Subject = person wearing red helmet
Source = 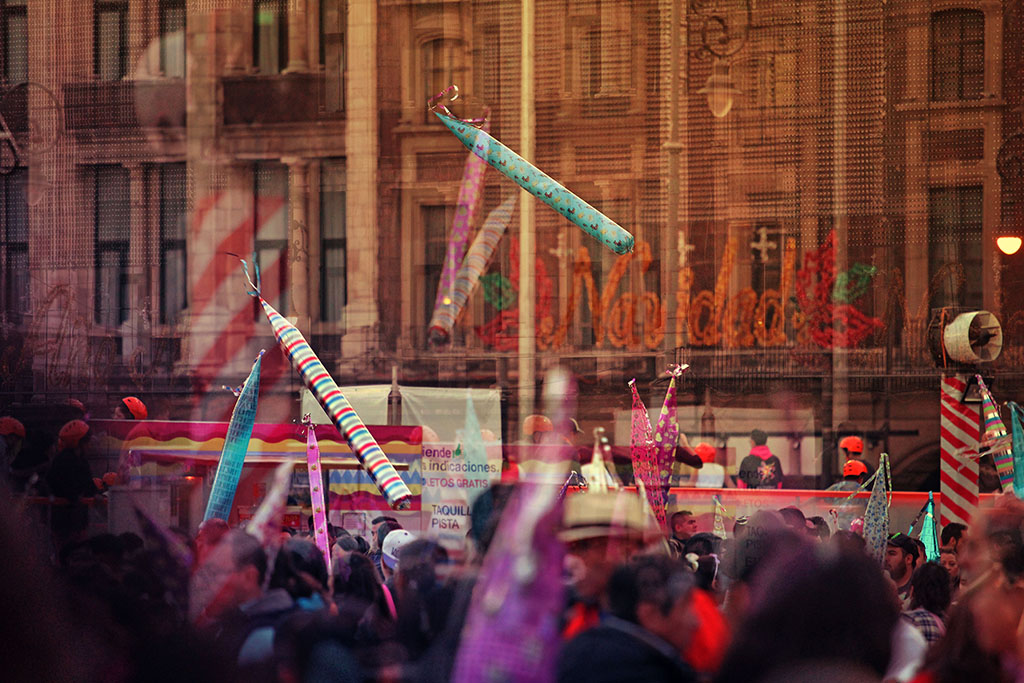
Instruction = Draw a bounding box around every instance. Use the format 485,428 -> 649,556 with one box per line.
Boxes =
0,416 -> 27,490
826,458 -> 869,492
838,434 -> 874,482
114,396 -> 148,420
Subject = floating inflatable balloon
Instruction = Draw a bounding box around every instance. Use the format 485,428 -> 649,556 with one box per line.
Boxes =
429,85 -> 634,255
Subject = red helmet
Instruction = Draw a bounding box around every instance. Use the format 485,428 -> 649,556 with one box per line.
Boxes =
0,416 -> 25,438
843,459 -> 868,478
839,435 -> 863,454
58,420 -> 91,450
695,442 -> 717,463
522,414 -> 553,436
121,396 -> 148,420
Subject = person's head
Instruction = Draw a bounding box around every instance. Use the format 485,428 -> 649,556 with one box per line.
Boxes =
967,500 -> 1024,657
192,530 -> 267,622
778,507 -> 806,532
884,533 -> 918,585
750,429 -> 768,447
523,414 -> 553,444
560,491 -> 656,599
941,522 -> 967,553
839,435 -> 863,458
332,551 -> 387,621
695,442 -> 717,464
0,416 -> 25,450
57,420 -> 90,452
683,532 -> 720,558
717,545 -> 897,683
607,555 -> 697,655
939,548 -> 960,588
807,516 -> 831,543
270,537 -> 330,598
381,529 -> 416,578
374,518 -> 403,553
671,510 -> 698,540
195,518 -> 229,565
114,396 -> 147,420
841,459 -> 868,483
468,483 -> 515,558
908,561 -> 952,616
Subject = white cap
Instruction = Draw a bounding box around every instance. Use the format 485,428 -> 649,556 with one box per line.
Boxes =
381,529 -> 416,569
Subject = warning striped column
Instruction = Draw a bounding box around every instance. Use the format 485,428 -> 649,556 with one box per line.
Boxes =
940,375 -> 980,528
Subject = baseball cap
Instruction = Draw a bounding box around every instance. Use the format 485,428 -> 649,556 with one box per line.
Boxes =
842,459 -> 868,478
839,435 -> 863,454
0,416 -> 25,438
381,529 -> 416,569
887,533 -> 919,561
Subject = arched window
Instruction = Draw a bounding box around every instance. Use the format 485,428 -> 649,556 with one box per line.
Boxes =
422,38 -> 467,105
931,9 -> 984,101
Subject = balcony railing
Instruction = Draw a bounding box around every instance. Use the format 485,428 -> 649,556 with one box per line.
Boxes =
222,72 -> 344,126
63,80 -> 185,132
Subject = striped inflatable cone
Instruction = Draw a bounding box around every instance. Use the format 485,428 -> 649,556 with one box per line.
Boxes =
977,375 -> 1013,492
241,258 -> 412,509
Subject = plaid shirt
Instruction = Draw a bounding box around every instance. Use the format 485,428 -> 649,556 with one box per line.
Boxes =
902,608 -> 946,644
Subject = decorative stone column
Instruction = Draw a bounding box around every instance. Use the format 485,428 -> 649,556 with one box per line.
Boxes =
283,0 -> 309,73
284,157 -> 311,332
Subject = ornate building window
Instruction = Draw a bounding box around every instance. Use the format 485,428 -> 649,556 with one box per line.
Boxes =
159,0 -> 186,78
320,159 -> 346,323
931,9 -> 984,101
320,0 -> 345,112
254,0 -> 287,74
1,0 -> 27,84
95,1 -> 128,81
0,167 -> 27,324
94,165 -> 130,327
422,38 -> 467,106
158,163 -> 187,325
254,161 -> 289,315
928,186 -> 983,309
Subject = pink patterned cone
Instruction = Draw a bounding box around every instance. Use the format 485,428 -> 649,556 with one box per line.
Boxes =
304,416 -> 332,576
629,379 -> 666,527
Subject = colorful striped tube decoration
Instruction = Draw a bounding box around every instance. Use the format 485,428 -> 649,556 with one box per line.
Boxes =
429,86 -> 635,255
433,115 -> 490,313
428,195 -> 517,345
204,351 -> 264,522
304,415 -> 332,575
241,259 -> 412,509
977,375 -> 1013,491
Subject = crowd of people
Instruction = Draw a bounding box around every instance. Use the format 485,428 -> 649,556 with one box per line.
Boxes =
4,404 -> 1024,682
2,460 -> 1024,683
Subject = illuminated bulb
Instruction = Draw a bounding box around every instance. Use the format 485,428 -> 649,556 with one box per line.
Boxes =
997,236 -> 1022,255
